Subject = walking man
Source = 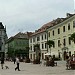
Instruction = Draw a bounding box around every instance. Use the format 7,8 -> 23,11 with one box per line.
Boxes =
1,56 -> 4,69
15,57 -> 20,71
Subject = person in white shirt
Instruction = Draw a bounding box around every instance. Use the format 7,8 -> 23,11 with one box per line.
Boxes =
15,57 -> 20,71
72,55 -> 75,61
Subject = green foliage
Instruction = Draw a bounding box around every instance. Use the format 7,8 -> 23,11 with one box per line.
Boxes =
15,49 -> 29,57
47,40 -> 54,48
70,33 -> 75,43
34,44 -> 40,52
34,44 -> 41,63
34,44 -> 40,48
7,49 -> 14,57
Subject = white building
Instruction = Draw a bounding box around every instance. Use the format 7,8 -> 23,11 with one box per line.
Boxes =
29,25 -> 50,60
47,13 -> 75,60
29,13 -> 75,60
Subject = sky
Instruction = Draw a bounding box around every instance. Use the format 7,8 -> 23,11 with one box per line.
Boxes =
0,0 -> 74,38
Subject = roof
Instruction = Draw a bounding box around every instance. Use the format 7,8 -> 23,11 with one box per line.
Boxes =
7,32 -> 33,43
30,13 -> 75,37
30,18 -> 65,36
14,32 -> 28,39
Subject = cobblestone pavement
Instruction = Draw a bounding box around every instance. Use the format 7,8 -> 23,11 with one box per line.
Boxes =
0,61 -> 75,75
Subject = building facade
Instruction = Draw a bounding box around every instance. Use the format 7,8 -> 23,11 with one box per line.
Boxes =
6,32 -> 31,58
47,13 -> 75,60
0,22 -> 8,57
29,31 -> 47,60
29,22 -> 55,60
29,13 -> 75,60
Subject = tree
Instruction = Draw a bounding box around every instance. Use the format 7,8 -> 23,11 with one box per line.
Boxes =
47,40 -> 54,55
7,49 -> 14,57
70,32 -> 75,43
34,44 -> 41,64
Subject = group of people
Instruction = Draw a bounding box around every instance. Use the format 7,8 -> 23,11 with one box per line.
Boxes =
0,56 -> 20,71
66,54 -> 75,70
46,56 -> 57,66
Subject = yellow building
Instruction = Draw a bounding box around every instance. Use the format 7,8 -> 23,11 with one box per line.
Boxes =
29,13 -> 75,60
47,13 -> 75,60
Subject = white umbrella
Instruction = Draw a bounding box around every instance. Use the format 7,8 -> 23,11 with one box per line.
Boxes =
44,52 -> 51,56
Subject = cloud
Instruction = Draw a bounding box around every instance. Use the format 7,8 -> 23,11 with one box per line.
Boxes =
0,0 -> 74,37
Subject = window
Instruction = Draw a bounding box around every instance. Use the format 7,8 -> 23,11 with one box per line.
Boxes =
42,35 -> 43,40
30,39 -> 32,43
69,37 -> 71,45
63,26 -> 65,32
42,44 -> 44,49
48,32 -> 50,37
45,34 -> 47,39
73,21 -> 75,28
31,46 -> 32,50
53,42 -> 55,48
58,40 -> 60,47
33,38 -> 35,42
45,43 -> 47,49
63,38 -> 66,46
53,30 -> 54,36
58,28 -> 60,34
16,41 -> 18,45
68,23 -> 70,30
37,36 -> 40,41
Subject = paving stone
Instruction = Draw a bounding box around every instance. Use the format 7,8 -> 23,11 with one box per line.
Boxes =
0,61 -> 74,75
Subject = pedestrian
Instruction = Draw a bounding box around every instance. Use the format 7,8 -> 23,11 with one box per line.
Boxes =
72,54 -> 75,61
1,56 -> 4,69
66,56 -> 71,70
15,57 -> 20,71
13,57 -> 16,64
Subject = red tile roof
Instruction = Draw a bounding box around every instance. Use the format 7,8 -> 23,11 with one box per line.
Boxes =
30,13 -> 75,37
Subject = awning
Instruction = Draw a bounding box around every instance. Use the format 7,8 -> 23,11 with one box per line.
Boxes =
44,52 -> 51,56
44,52 -> 58,56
